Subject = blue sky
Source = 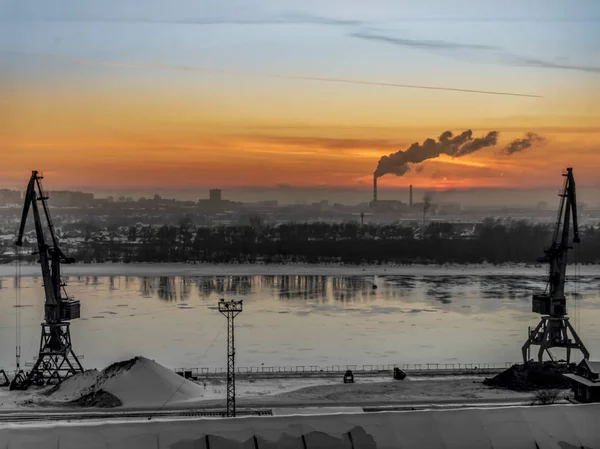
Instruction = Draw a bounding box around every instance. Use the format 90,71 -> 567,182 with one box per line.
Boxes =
1,0 -> 599,197
2,0 -> 599,86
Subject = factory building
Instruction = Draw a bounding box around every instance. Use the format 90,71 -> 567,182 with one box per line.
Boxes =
370,176 -> 411,212
47,191 -> 94,207
209,189 -> 222,202
564,359 -> 600,403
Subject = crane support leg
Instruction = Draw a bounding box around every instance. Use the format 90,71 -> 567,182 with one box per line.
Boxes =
522,316 -> 589,364
0,370 -> 9,388
522,320 -> 544,363
537,321 -> 551,362
564,319 -> 590,360
27,323 -> 83,386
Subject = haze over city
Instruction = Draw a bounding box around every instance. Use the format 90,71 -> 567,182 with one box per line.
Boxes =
3,2 -> 600,446
1,0 -> 599,205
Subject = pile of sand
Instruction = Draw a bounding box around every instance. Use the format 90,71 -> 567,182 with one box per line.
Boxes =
483,362 -> 571,391
45,369 -> 100,401
49,356 -> 205,407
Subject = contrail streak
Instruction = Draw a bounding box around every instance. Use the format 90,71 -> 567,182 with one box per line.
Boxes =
3,52 -> 542,98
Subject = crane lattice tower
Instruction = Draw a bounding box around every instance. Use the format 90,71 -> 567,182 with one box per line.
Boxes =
11,171 -> 83,390
521,168 -> 589,364
218,299 -> 243,417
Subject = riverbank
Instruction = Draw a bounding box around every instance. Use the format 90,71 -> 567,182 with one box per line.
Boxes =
1,261 -> 598,277
0,375 -> 537,412
0,356 -> 537,412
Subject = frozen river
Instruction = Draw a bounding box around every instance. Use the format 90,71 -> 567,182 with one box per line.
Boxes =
1,267 -> 599,371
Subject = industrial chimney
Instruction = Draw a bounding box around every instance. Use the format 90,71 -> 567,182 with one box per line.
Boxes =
373,174 -> 378,202
409,185 -> 413,208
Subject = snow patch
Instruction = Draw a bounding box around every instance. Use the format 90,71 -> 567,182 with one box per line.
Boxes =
1,405 -> 598,449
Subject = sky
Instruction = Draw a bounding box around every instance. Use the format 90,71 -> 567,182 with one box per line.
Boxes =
1,0 -> 600,202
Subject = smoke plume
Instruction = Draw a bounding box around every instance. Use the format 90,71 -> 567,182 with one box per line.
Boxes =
503,132 -> 545,154
374,130 -> 498,178
455,131 -> 499,156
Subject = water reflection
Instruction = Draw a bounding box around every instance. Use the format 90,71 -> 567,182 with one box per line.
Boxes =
272,276 -> 329,301
83,276 -> 99,286
3,272 -> 600,370
181,278 -> 191,301
129,275 -> 406,303
480,276 -> 543,302
11,274 -> 600,308
158,277 -> 176,302
425,287 -> 453,304
196,276 -> 254,298
140,277 -> 156,298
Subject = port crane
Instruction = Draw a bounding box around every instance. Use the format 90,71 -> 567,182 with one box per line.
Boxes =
10,171 -> 83,390
521,167 -> 590,364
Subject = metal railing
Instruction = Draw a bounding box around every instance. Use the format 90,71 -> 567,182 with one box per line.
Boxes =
174,362 -> 516,377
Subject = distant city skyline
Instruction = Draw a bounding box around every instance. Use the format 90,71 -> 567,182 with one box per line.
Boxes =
1,0 -> 599,193
4,184 -> 600,208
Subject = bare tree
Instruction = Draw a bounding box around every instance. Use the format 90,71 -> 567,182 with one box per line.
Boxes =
533,389 -> 561,405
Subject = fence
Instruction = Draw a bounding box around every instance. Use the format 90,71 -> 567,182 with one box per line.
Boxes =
175,362 -> 516,378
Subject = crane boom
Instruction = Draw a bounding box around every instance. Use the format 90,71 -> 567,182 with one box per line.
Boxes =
539,167 -> 579,314
10,171 -> 83,390
15,171 -> 76,323
522,167 -> 589,364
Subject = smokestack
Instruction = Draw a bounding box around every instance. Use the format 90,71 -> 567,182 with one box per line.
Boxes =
373,174 -> 378,202
409,185 -> 413,208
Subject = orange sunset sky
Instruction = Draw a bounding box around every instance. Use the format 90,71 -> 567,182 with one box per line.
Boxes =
1,0 -> 600,198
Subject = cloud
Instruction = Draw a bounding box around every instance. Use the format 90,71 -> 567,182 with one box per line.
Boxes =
1,52 -> 541,98
1,6 -> 365,27
430,171 -> 447,180
350,30 -> 600,75
278,12 -> 365,27
502,132 -> 546,155
349,31 -> 499,51
500,54 -> 600,74
243,135 -> 399,152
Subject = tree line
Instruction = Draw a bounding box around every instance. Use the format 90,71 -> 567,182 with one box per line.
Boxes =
51,218 -> 600,265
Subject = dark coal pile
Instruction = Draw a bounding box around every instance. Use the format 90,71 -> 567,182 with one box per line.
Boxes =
71,389 -> 122,407
483,362 -> 571,391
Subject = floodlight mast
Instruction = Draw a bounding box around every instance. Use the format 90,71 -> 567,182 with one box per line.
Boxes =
218,299 -> 243,417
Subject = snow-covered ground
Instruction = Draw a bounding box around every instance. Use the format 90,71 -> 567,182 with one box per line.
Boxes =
0,377 -> 357,410
0,404 -> 598,448
0,357 -> 373,410
0,357 -> 535,412
2,356 -> 594,449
